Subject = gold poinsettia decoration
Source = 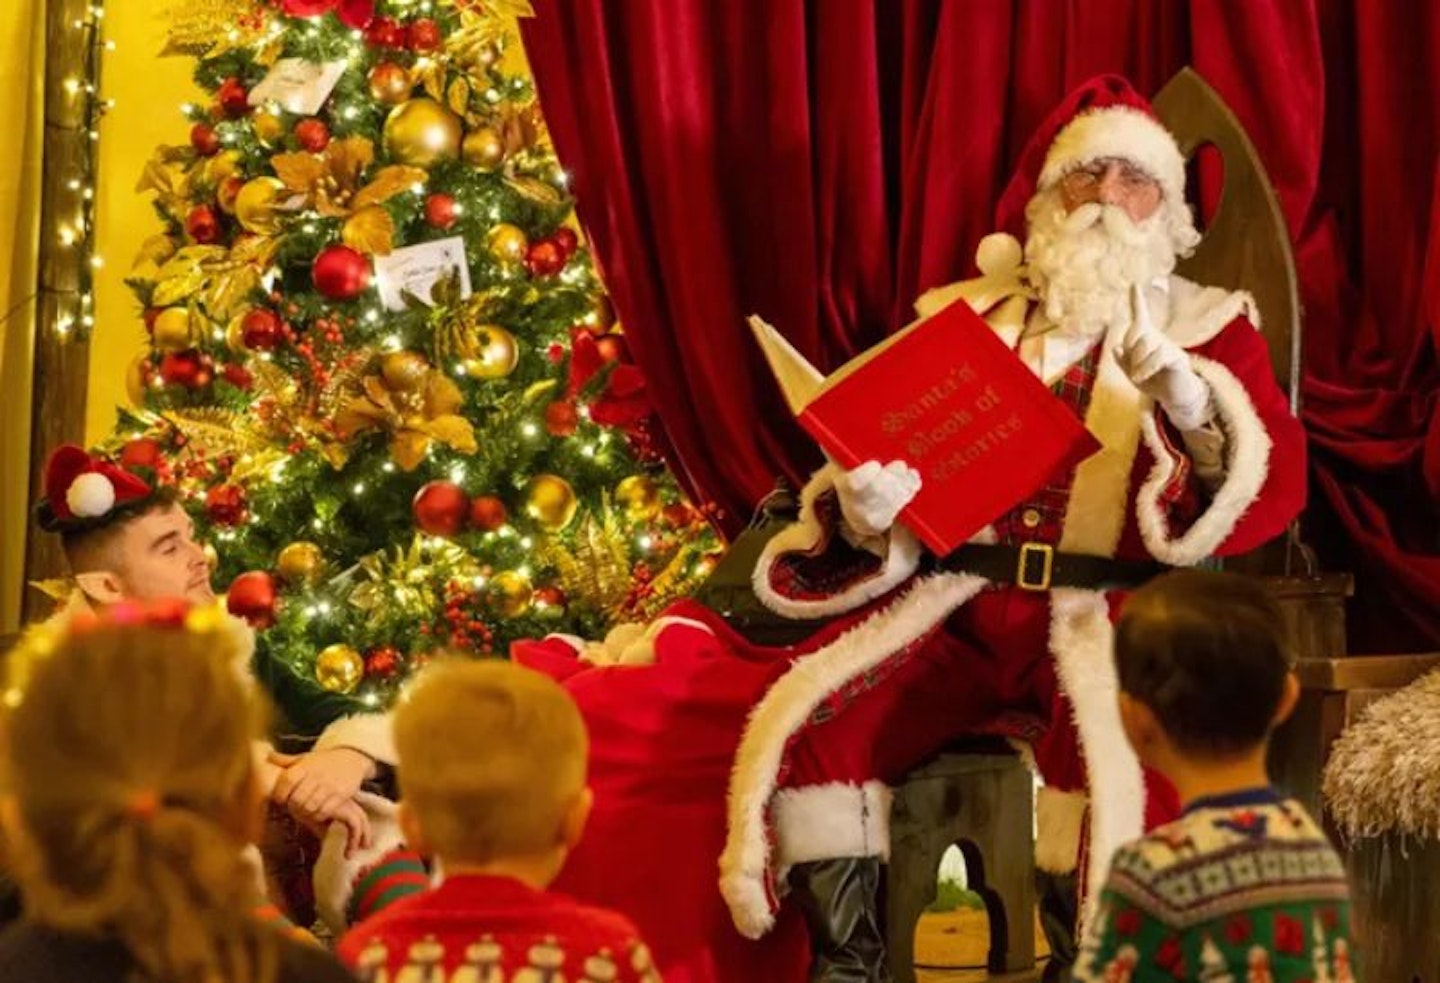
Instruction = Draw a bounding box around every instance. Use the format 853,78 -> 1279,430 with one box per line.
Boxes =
351,536 -> 482,623
148,236 -> 281,321
334,362 -> 478,470
136,147 -> 197,219
270,137 -> 427,255
161,0 -> 277,59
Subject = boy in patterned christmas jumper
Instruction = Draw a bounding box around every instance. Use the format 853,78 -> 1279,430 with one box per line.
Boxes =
337,660 -> 661,982
1073,570 -> 1357,982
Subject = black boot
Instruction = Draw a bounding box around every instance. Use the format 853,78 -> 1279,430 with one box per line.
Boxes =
789,857 -> 891,983
1036,868 -> 1079,983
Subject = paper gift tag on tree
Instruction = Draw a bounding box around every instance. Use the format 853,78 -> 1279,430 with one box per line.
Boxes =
248,59 -> 348,116
750,299 -> 1101,555
373,236 -> 474,311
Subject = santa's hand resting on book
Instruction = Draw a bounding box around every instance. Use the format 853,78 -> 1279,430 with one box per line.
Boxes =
832,460 -> 923,542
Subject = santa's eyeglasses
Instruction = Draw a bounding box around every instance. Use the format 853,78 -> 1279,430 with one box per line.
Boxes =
1060,158 -> 1159,194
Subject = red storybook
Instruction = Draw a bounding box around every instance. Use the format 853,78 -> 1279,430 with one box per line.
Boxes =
750,298 -> 1101,555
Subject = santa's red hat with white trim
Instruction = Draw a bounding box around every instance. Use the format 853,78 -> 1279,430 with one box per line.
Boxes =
38,444 -> 158,533
994,75 -> 1187,236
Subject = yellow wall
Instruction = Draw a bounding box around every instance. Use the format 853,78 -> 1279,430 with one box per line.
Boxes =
87,5 -> 202,444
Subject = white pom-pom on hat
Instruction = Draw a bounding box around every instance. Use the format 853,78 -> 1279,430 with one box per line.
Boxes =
975,233 -> 1024,276
66,472 -> 116,518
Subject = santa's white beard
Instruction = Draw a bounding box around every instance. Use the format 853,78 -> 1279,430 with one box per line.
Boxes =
1024,195 -> 1180,337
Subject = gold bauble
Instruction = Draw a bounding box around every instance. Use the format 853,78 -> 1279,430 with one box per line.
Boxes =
125,354 -> 150,405
276,541 -> 325,586
202,542 -> 220,570
253,110 -> 286,147
368,62 -> 413,105
523,474 -> 578,532
152,307 -> 194,353
488,570 -> 533,618
615,475 -> 662,522
382,98 -> 463,167
235,177 -> 287,234
461,326 -> 519,379
315,644 -> 364,694
379,350 -> 431,392
461,127 -> 505,171
487,223 -> 528,264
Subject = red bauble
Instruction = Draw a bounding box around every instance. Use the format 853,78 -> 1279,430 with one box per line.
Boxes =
544,401 -> 579,437
336,0 -> 375,28
407,17 -> 442,51
552,227 -> 579,256
216,77 -> 250,118
241,308 -> 284,350
227,570 -> 278,629
221,363 -> 254,390
424,193 -> 457,230
594,333 -> 630,363
468,495 -> 508,532
364,15 -> 405,47
190,122 -> 220,157
364,645 -> 402,679
312,245 -> 372,300
413,481 -> 469,537
159,350 -> 208,389
525,238 -> 567,277
295,118 -> 331,152
205,484 -> 248,526
279,0 -> 332,14
534,585 -> 567,610
185,204 -> 222,244
546,343 -> 566,364
119,438 -> 164,470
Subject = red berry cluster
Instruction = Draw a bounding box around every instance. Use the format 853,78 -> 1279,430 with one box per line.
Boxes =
430,580 -> 496,653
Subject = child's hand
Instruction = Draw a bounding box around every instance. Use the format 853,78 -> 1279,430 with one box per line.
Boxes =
268,748 -> 376,853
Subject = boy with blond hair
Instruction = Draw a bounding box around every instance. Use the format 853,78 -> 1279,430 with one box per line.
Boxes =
338,660 -> 661,981
1074,571 -> 1356,981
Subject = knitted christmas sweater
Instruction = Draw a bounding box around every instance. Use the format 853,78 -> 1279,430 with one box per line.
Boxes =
338,872 -> 661,982
1073,789 -> 1357,982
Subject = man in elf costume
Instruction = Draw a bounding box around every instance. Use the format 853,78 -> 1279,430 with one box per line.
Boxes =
515,74 -> 1306,983
33,443 -> 402,932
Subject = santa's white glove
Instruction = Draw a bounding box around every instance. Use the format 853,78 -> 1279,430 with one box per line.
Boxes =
833,460 -> 922,538
1114,285 -> 1212,431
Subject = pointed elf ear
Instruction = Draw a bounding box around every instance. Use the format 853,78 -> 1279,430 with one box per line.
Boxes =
74,570 -> 128,607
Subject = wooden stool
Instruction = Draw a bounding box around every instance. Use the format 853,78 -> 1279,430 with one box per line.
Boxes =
886,745 -> 1037,982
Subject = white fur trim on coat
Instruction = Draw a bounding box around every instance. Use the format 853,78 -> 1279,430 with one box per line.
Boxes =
1135,356 -> 1271,566
314,711 -> 397,767
774,781 -> 893,869
313,790 -> 407,936
1049,588 -> 1144,922
752,464 -> 925,620
1036,786 -> 1089,875
1039,107 -> 1186,205
720,572 -> 987,939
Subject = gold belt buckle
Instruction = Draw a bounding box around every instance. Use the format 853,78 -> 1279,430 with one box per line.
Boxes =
1017,542 -> 1054,592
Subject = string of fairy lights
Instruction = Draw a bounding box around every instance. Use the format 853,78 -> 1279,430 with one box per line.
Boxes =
54,1 -> 114,341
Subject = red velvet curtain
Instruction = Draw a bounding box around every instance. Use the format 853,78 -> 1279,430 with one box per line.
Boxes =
522,1 -> 1440,652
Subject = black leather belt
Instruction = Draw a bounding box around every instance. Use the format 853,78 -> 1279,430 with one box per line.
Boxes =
938,542 -> 1169,592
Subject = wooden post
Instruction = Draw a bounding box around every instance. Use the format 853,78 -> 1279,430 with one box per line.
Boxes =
21,0 -> 105,621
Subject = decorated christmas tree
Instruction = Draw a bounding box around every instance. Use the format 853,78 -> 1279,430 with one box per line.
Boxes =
107,0 -> 718,731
